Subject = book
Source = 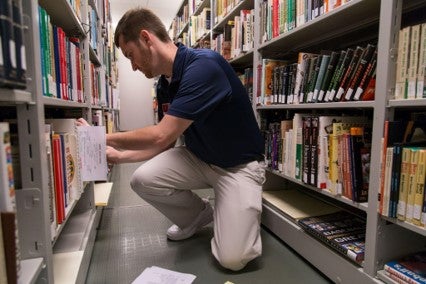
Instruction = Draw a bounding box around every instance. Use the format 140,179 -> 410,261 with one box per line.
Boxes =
11,0 -> 26,88
298,211 -> 366,264
349,126 -> 369,202
406,148 -> 424,223
327,48 -> 354,101
318,51 -> 339,102
46,119 -> 83,202
260,58 -> 287,105
407,24 -> 421,99
45,124 -> 57,240
412,149 -> 426,226
324,49 -> 346,101
353,47 -> 377,101
0,0 -> 18,87
344,44 -> 376,101
384,251 -> 426,284
51,133 -> 65,224
312,54 -> 331,102
292,52 -> 317,104
395,26 -> 411,100
335,46 -> 364,101
417,23 -> 426,99
0,123 -> 16,213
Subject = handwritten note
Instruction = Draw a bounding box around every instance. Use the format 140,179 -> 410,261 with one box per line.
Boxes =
77,126 -> 107,181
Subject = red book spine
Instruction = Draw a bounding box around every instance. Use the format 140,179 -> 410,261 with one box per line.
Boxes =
52,135 -> 65,223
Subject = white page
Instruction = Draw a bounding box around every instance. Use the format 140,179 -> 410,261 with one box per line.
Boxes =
132,266 -> 196,284
77,126 -> 107,181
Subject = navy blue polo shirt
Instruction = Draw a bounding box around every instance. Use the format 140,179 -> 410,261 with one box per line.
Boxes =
165,44 -> 264,168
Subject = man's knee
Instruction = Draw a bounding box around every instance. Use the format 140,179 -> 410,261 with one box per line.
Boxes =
212,239 -> 261,271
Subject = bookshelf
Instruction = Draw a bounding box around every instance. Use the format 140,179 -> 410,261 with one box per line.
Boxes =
0,0 -> 118,282
166,0 -> 426,283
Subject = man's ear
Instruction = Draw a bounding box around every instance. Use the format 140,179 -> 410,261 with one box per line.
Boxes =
139,30 -> 150,45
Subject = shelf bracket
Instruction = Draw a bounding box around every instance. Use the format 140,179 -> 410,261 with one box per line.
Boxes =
16,188 -> 47,259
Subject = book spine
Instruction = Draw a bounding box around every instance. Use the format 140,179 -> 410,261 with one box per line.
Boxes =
412,149 -> 426,226
397,147 -> 413,221
335,46 -> 364,101
344,44 -> 376,101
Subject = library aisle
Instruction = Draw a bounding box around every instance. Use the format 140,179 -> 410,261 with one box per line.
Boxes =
86,163 -> 333,283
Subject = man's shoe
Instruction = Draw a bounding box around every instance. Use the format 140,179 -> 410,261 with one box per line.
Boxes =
167,198 -> 213,241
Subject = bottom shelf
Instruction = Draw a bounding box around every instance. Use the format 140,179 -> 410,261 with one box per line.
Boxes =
53,251 -> 84,284
52,205 -> 101,283
20,257 -> 44,284
261,202 -> 380,284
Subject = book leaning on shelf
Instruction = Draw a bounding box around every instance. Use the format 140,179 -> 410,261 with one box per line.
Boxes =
0,122 -> 21,284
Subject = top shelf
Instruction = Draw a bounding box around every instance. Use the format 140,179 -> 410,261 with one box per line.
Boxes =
39,0 -> 85,37
258,0 -> 381,59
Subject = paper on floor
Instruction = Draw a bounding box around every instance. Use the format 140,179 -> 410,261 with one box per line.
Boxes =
132,266 -> 196,284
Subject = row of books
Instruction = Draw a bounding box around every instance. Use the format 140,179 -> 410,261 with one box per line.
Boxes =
214,0 -> 245,25
38,6 -> 84,102
212,8 -> 255,61
188,8 -> 211,47
395,22 -> 426,100
383,251 -> 426,284
379,118 -> 426,225
262,114 -> 371,202
0,0 -> 26,89
45,119 -> 108,240
260,0 -> 352,43
169,4 -> 190,41
257,43 -> 377,105
298,210 -> 366,264
0,122 -> 21,284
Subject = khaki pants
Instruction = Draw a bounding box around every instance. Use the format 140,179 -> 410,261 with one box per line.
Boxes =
130,146 -> 265,271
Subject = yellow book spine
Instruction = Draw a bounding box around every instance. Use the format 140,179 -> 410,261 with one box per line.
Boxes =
414,149 -> 426,226
397,147 -> 412,221
405,148 -> 420,223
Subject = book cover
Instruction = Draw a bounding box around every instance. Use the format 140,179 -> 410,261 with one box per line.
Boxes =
0,0 -> 17,87
353,47 -> 377,101
397,147 -> 413,221
52,133 -> 65,224
413,149 -> 426,226
394,26 -> 411,100
45,124 -> 57,240
292,52 -> 317,104
312,54 -> 331,102
384,259 -> 426,284
318,51 -> 339,102
405,148 -> 421,223
407,24 -> 421,99
417,23 -> 426,99
11,0 -> 26,88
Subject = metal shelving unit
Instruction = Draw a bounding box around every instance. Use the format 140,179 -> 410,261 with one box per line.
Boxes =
0,0 -> 116,282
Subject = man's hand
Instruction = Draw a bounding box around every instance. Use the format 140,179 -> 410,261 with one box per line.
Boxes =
76,118 -> 91,126
106,146 -> 122,164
